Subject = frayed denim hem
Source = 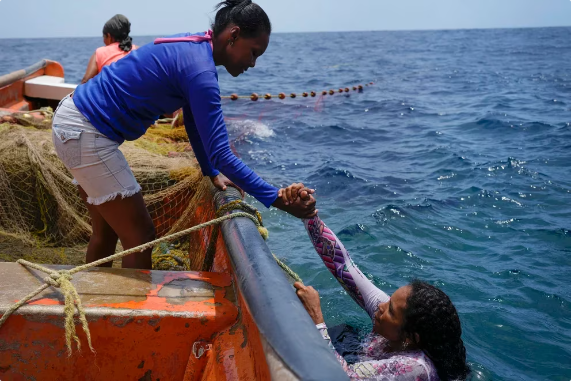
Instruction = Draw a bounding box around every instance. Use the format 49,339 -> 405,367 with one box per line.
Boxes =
86,184 -> 142,205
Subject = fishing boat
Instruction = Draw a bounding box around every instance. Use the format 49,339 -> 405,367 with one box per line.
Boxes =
0,60 -> 348,381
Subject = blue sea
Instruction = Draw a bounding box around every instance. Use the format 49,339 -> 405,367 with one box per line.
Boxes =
0,27 -> 570,380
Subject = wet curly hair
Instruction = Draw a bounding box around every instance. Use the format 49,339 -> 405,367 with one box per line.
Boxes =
402,280 -> 471,380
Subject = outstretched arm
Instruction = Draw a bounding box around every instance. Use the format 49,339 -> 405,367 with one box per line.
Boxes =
183,72 -> 317,218
183,71 -> 278,207
303,215 -> 389,318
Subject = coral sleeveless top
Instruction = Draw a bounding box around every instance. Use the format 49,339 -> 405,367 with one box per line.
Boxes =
95,42 -> 138,72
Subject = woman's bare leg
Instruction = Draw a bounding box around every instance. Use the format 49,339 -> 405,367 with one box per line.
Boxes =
79,186 -> 118,268
92,191 -> 155,269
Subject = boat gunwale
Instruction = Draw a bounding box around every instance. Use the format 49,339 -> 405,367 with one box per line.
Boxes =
214,186 -> 349,381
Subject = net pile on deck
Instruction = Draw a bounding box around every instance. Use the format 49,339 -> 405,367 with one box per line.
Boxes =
0,116 -> 218,271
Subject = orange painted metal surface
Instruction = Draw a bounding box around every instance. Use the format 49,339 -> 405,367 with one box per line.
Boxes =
44,61 -> 65,78
0,264 -> 251,380
205,287 -> 271,380
185,277 -> 271,381
0,78 -> 27,110
0,60 -> 64,111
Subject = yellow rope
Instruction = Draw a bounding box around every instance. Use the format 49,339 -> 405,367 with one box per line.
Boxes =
0,211 -> 264,355
215,200 -> 268,239
272,254 -> 302,283
215,201 -> 300,282
202,200 -> 271,272
9,107 -> 54,118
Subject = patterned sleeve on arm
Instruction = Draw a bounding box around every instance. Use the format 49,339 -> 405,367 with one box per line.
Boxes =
304,215 -> 389,318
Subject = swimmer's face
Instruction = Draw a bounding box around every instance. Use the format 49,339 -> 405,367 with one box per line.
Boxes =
222,26 -> 269,77
373,285 -> 411,342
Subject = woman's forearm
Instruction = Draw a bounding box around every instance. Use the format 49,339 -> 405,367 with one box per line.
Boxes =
303,215 -> 390,318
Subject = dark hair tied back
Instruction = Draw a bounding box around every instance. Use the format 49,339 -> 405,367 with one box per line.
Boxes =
103,14 -> 133,52
212,0 -> 271,38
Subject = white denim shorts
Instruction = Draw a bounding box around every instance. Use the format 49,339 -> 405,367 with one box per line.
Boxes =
52,94 -> 141,205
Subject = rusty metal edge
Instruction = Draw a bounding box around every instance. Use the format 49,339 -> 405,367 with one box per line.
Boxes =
0,60 -> 49,88
1,304 -> 215,320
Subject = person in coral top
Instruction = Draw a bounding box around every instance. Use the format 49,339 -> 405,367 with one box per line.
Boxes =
81,14 -> 138,84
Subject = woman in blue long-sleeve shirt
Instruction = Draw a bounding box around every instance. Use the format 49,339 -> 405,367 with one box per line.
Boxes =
51,0 -> 317,269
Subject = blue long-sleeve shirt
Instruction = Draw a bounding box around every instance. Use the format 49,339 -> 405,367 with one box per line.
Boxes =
73,32 -> 279,207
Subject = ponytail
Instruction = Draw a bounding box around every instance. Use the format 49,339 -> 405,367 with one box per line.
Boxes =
118,36 -> 133,52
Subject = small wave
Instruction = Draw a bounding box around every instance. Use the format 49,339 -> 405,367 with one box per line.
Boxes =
494,218 -> 520,225
500,196 -> 523,207
457,186 -> 528,209
477,157 -> 539,179
246,149 -> 274,163
534,228 -> 571,238
437,173 -> 456,181
544,293 -> 568,307
311,165 -> 368,182
460,117 -> 512,130
520,121 -> 557,132
372,205 -> 407,223
372,202 -> 436,225
381,245 -> 429,266
227,119 -> 275,139
337,223 -> 375,239
507,157 -> 526,168
492,269 -> 529,278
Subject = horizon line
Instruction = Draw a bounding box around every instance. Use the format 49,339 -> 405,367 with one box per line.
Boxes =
0,25 -> 568,40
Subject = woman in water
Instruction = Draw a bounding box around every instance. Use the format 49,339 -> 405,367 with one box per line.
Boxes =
81,14 -> 137,83
52,0 -> 317,270
285,186 -> 470,380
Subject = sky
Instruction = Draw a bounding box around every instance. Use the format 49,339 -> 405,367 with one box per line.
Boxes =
0,0 -> 569,39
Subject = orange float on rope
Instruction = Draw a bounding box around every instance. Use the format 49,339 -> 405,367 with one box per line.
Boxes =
221,81 -> 371,101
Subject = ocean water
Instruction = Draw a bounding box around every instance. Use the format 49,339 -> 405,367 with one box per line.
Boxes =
1,27 -> 570,380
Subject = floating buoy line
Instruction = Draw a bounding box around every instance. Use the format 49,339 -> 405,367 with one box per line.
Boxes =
221,82 -> 375,101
